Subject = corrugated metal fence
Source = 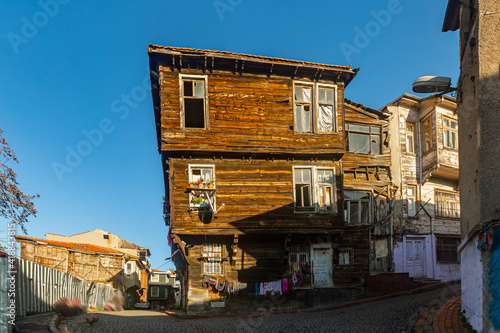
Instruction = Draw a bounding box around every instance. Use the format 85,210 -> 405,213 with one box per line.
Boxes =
0,258 -> 13,333
15,259 -> 118,317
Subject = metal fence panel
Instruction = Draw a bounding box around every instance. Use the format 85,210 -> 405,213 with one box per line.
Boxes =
15,259 -> 118,317
0,258 -> 12,333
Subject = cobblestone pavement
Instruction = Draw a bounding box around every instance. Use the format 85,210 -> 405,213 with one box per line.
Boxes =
59,284 -> 460,333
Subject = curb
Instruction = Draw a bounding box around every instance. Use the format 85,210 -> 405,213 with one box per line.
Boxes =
49,312 -> 60,333
166,280 -> 460,320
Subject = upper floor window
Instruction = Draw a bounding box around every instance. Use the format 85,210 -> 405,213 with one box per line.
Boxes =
151,274 -> 159,282
443,117 -> 458,149
317,85 -> 336,133
407,185 -> 417,217
293,166 -> 336,213
294,85 -> 312,133
293,82 -> 337,133
180,74 -> 208,129
435,190 -> 460,218
317,169 -> 335,211
188,165 -> 215,208
125,262 -> 133,275
406,123 -> 415,154
422,116 -> 432,153
344,191 -> 371,224
345,124 -> 381,154
294,167 -> 312,209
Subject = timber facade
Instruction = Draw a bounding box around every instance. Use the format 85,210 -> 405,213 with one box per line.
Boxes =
148,45 -> 393,313
385,94 -> 460,282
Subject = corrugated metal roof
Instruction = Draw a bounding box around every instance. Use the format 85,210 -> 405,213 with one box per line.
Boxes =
15,235 -> 138,257
148,44 -> 354,71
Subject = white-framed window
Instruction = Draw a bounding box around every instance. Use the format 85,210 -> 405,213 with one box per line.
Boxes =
151,274 -> 159,282
288,244 -> 310,273
203,244 -> 223,275
443,117 -> 458,149
293,166 -> 337,213
422,116 -> 432,153
343,191 -> 371,224
294,168 -> 312,209
125,262 -> 133,274
317,169 -> 335,211
179,74 -> 208,130
435,190 -> 460,218
317,84 -> 337,133
294,84 -> 313,133
407,185 -> 417,217
338,248 -> 354,265
293,82 -> 337,134
188,165 -> 215,208
151,286 -> 159,297
406,122 -> 415,154
345,123 -> 381,154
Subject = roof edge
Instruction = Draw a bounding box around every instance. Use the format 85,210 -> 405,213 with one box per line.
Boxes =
148,44 -> 356,73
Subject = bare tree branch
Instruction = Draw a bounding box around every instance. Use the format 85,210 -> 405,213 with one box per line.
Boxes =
0,129 -> 39,234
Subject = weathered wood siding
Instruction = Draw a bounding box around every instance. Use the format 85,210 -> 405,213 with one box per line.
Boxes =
18,241 -> 124,289
169,157 -> 342,235
392,99 -> 459,237
421,107 -> 438,173
342,103 -> 392,190
435,105 -> 459,169
412,178 -> 460,235
181,231 -> 369,311
333,228 -> 370,287
158,66 -> 346,154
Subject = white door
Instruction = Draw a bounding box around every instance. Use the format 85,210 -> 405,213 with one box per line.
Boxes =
406,238 -> 425,277
313,248 -> 333,287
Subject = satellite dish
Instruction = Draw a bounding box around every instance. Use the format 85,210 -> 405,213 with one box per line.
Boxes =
412,76 -> 452,93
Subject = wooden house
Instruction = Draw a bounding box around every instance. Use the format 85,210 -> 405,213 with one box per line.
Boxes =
45,229 -> 151,260
384,94 -> 460,282
44,229 -> 152,304
148,45 -> 393,313
15,235 -> 150,307
148,269 -> 178,310
343,100 -> 394,275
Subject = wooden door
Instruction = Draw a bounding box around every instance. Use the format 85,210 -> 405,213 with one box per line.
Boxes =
406,238 -> 424,277
313,248 -> 333,287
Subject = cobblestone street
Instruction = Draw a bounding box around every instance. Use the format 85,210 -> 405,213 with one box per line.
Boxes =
59,284 -> 459,333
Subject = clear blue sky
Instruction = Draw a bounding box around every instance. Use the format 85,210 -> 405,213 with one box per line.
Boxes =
0,0 -> 458,271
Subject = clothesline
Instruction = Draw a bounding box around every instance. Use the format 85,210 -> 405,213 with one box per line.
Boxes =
202,275 -> 247,295
202,263 -> 310,296
254,270 -> 304,296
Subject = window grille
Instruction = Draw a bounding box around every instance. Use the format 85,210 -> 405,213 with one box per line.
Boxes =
338,248 -> 354,265
436,236 -> 460,263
